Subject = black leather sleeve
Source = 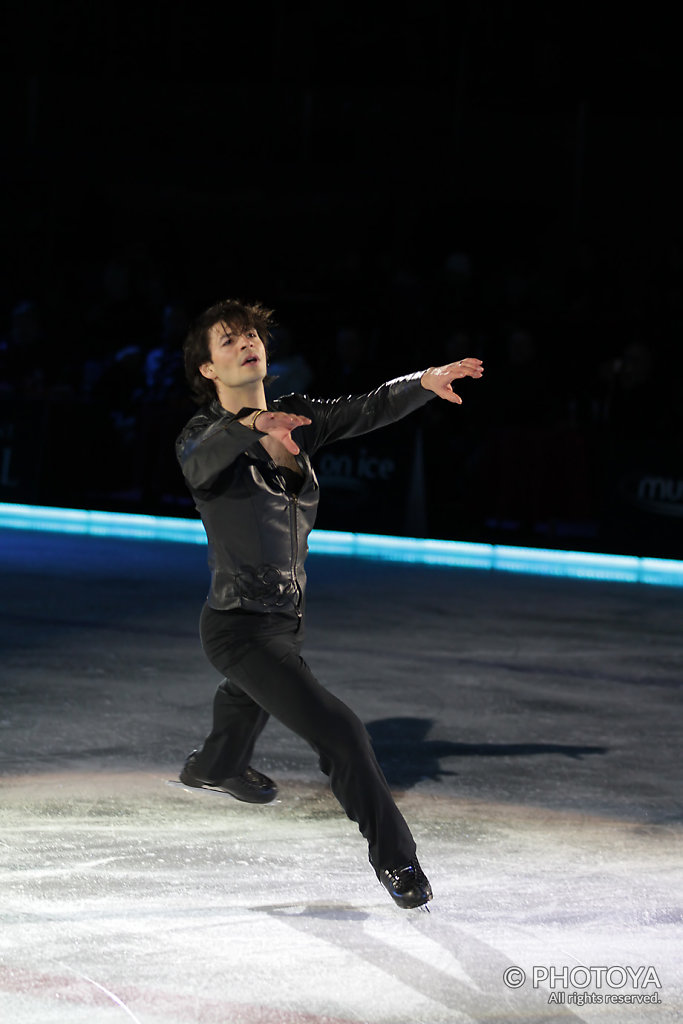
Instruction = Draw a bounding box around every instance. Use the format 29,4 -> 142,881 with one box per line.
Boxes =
176,373 -> 434,489
176,408 -> 265,490
281,372 -> 434,456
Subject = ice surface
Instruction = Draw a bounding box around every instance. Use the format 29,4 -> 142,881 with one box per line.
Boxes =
1,530 -> 682,1022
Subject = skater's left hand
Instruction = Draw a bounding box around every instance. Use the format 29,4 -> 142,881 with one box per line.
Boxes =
420,358 -> 484,405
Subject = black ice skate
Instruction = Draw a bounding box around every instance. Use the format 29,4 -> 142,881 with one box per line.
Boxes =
380,859 -> 433,910
177,750 -> 278,804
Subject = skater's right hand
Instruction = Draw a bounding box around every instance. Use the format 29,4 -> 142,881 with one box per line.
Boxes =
246,411 -> 312,455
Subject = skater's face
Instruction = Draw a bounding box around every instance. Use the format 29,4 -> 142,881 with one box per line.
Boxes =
200,320 -> 267,392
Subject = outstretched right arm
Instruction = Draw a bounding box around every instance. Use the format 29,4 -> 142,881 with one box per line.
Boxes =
247,410 -> 311,455
176,415 -> 260,490
176,409 -> 311,490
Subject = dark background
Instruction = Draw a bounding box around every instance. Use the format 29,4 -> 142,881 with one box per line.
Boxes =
1,2 -> 682,556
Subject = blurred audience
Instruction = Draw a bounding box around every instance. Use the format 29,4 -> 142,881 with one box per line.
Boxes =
1,223 -> 681,545
142,303 -> 189,402
1,300 -> 80,400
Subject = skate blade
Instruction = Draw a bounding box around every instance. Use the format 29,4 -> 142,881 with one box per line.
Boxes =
165,780 -> 278,804
165,779 -> 234,797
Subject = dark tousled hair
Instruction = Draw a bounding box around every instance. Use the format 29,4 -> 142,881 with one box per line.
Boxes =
183,298 -> 276,404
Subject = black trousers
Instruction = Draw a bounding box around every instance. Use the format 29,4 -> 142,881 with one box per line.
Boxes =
192,602 -> 417,874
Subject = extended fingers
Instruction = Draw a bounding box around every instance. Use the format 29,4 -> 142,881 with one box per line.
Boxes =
454,358 -> 484,377
261,412 -> 311,427
281,413 -> 312,427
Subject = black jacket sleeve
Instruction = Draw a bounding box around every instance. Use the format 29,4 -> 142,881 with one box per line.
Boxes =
176,372 -> 434,489
176,407 -> 266,490
282,372 -> 434,456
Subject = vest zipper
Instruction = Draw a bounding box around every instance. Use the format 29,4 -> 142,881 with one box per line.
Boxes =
290,492 -> 302,617
267,454 -> 303,617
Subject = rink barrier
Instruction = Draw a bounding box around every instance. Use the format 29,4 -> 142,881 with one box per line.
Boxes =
1,501 -> 682,587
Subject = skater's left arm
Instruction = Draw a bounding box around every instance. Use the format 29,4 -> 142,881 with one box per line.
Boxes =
289,358 -> 484,453
419,358 -> 484,404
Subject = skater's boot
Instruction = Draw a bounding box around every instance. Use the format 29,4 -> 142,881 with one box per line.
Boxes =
380,858 -> 433,910
179,750 -> 278,804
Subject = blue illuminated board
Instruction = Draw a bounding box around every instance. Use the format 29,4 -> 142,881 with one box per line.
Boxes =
0,502 -> 681,586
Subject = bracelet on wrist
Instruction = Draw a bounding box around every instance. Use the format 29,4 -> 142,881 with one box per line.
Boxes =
249,409 -> 266,431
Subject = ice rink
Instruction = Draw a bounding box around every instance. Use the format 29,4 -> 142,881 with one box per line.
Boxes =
1,529 -> 681,1023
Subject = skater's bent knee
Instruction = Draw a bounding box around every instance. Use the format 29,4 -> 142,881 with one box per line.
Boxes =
322,710 -> 372,756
